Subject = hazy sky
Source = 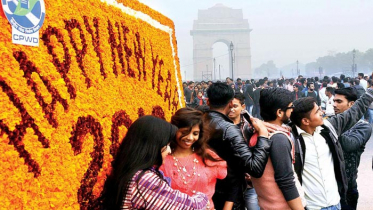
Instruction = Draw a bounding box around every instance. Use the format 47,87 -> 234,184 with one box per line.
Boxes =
138,0 -> 373,80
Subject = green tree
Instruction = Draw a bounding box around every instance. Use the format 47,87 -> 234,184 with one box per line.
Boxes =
254,60 -> 279,78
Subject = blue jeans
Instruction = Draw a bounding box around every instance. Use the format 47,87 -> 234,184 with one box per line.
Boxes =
253,104 -> 261,119
246,105 -> 253,115
320,203 -> 341,210
368,108 -> 373,124
244,188 -> 259,210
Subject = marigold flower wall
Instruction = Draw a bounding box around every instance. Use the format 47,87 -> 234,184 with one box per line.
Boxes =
0,0 -> 184,209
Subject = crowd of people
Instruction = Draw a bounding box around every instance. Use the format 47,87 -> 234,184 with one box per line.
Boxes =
183,73 -> 373,122
97,73 -> 373,210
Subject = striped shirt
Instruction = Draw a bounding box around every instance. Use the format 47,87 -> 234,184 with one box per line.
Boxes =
122,168 -> 208,209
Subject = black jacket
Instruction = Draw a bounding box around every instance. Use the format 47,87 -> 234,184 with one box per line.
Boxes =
244,84 -> 254,106
353,85 -> 365,98
190,96 -> 206,108
183,88 -> 192,104
205,111 -> 272,202
339,120 -> 372,191
292,91 -> 302,101
301,91 -> 321,105
291,89 -> 373,199
253,87 -> 262,105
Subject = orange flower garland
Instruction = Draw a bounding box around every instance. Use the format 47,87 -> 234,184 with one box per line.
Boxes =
0,0 -> 184,209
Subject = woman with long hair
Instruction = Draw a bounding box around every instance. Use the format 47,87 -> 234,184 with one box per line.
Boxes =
160,108 -> 227,210
190,86 -> 200,107
99,115 -> 208,210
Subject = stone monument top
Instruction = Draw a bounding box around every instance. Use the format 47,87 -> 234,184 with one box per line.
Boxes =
193,4 -> 250,31
190,5 -> 252,80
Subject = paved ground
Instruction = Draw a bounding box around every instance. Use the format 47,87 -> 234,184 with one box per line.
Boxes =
356,134 -> 373,210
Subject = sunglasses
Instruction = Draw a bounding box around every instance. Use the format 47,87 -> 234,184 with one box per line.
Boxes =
282,104 -> 295,111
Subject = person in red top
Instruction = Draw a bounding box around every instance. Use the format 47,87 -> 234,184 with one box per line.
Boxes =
160,108 -> 227,210
191,90 -> 206,107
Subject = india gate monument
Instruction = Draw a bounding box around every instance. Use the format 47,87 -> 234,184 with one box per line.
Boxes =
191,4 -> 252,81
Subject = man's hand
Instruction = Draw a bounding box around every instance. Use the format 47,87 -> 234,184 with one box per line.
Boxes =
245,173 -> 251,181
251,116 -> 269,138
262,121 -> 277,133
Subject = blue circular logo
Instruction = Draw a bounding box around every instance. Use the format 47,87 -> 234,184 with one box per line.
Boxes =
2,0 -> 46,34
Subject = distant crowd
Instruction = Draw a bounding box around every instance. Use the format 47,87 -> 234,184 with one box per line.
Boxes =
183,73 -> 373,123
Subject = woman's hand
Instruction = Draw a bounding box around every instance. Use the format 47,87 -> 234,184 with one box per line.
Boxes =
206,200 -> 211,210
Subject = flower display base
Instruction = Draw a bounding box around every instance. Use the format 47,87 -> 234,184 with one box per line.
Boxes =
0,0 -> 183,208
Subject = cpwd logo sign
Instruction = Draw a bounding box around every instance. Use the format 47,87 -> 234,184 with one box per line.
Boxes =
2,0 -> 46,46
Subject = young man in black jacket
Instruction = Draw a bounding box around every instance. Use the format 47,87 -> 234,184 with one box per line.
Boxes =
292,83 -> 302,101
227,92 -> 258,210
205,82 -> 271,210
333,87 -> 372,209
290,87 -> 373,209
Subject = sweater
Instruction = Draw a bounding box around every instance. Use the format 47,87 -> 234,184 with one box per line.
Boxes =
251,131 -> 306,209
160,150 -> 227,210
122,168 -> 208,209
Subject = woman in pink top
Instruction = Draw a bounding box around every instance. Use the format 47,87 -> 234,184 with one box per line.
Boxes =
99,116 -> 209,210
160,107 -> 227,210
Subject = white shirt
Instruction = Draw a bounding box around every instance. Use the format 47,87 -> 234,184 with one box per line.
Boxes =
286,84 -> 294,92
360,79 -> 367,90
319,88 -> 327,108
296,126 -> 340,210
325,95 -> 335,116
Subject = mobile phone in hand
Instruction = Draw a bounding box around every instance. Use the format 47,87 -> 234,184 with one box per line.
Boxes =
241,110 -> 253,125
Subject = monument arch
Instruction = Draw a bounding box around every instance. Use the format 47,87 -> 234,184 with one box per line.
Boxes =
191,4 -> 252,81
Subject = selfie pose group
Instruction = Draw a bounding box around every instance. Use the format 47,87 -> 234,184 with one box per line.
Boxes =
98,76 -> 373,210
